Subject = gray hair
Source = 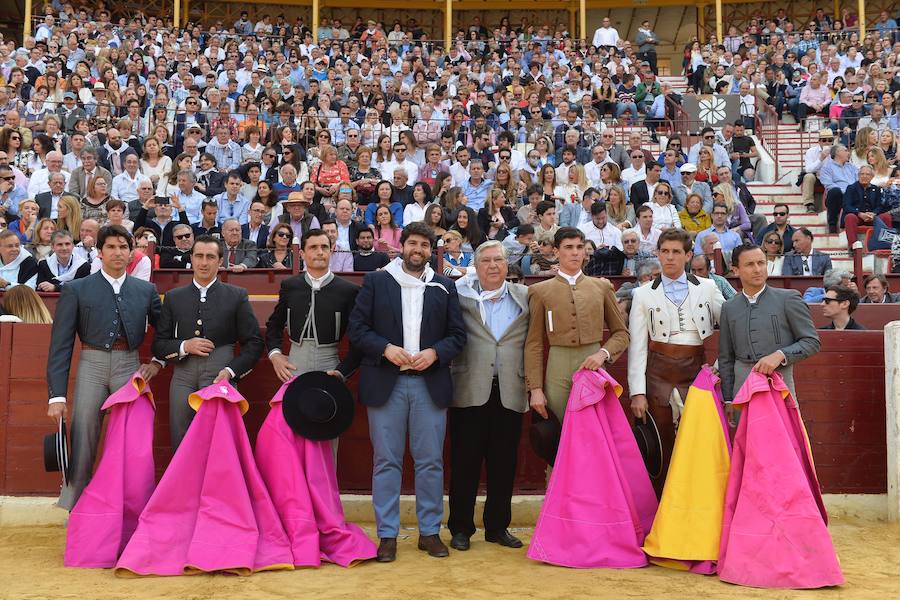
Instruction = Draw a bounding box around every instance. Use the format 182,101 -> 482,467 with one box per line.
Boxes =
473,239 -> 508,262
50,230 -> 73,244
221,218 -> 241,230
177,169 -> 197,184
621,229 -> 639,242
823,268 -> 851,288
830,144 -> 847,159
172,223 -> 193,235
636,258 -> 661,280
80,147 -> 98,158
48,172 -> 66,183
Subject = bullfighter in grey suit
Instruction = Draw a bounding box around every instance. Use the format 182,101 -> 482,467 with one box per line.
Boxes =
46,225 -> 162,510
449,240 -> 530,552
719,244 -> 820,417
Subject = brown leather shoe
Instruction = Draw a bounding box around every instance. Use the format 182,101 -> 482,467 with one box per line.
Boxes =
376,537 -> 397,563
417,534 -> 449,557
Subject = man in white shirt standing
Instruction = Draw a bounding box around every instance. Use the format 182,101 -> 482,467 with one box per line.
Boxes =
592,17 -> 621,50
347,222 -> 466,563
110,154 -> 149,204
801,128 -> 834,214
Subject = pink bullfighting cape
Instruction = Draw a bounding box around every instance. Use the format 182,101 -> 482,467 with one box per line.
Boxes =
65,373 -> 156,568
115,382 -> 294,576
642,366 -> 732,575
528,369 -> 658,568
255,378 -> 376,567
717,371 -> 844,589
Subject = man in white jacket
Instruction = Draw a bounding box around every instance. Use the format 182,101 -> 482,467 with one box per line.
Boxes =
627,228 -> 724,495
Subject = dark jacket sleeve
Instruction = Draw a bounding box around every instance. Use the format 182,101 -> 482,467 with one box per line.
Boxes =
335,283 -> 362,378
151,289 -> 181,361
36,261 -> 55,288
265,278 -> 291,354
18,256 -> 38,285
430,279 -> 467,366
46,282 -> 80,399
227,287 -> 263,379
239,240 -> 259,268
842,184 -> 862,216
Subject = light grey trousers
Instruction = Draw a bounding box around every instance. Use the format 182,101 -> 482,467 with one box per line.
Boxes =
168,344 -> 235,450
58,348 -> 139,511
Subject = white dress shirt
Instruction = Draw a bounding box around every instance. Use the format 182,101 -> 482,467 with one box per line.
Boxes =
578,220 -> 624,250
111,170 -> 150,202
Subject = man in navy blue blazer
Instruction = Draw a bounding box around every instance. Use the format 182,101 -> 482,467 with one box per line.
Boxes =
242,201 -> 270,248
781,228 -> 833,276
348,222 -> 466,563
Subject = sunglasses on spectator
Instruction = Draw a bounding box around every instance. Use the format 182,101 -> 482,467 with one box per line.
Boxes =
275,231 -> 292,238
773,211 -> 787,216
175,233 -> 192,240
703,135 -> 715,139
765,238 -> 782,245
656,190 -> 670,196
822,297 -> 842,304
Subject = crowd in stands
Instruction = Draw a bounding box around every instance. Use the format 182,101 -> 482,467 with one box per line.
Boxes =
0,4 -> 898,313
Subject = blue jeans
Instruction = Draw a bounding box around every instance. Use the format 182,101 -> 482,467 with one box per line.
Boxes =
615,102 -> 638,122
368,374 -> 447,538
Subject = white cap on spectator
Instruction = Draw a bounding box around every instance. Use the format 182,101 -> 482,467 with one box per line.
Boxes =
679,163 -> 697,173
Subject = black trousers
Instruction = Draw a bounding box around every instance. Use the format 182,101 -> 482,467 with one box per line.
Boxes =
448,379 -> 523,537
825,187 -> 844,232
640,50 -> 658,74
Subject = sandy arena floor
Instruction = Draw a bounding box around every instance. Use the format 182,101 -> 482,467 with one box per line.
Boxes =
1,519 -> 898,600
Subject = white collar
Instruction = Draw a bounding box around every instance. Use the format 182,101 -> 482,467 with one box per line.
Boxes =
193,277 -> 216,293
558,270 -> 582,286
100,268 -> 126,289
743,285 -> 767,302
307,270 -> 332,289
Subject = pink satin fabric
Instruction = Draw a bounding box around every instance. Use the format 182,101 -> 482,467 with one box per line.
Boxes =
528,369 -> 658,568
718,371 -> 844,589
64,373 -> 156,568
115,382 -> 293,576
255,378 -> 376,567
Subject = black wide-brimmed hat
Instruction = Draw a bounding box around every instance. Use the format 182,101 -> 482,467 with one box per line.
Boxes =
632,413 -> 663,480
43,417 -> 70,485
282,371 -> 354,441
529,412 -> 561,466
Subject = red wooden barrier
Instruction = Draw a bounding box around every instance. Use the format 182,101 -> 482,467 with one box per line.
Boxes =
2,323 -> 886,496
